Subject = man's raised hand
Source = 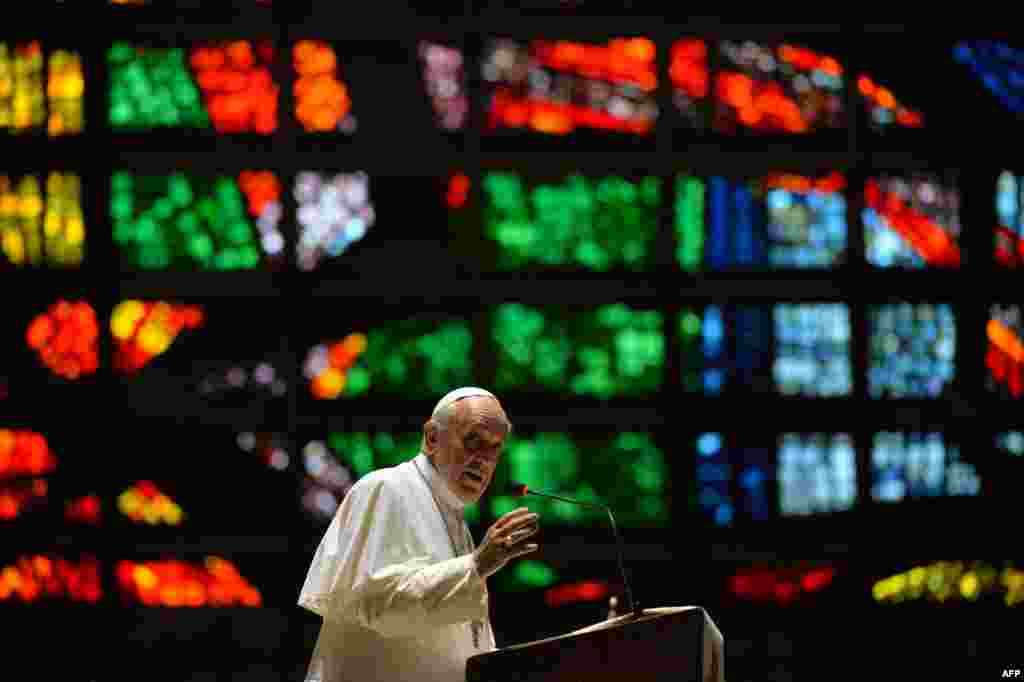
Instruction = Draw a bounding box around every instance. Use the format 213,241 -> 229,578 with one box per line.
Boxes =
472,507 -> 539,579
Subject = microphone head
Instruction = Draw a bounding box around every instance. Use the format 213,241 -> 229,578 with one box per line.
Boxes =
507,481 -> 529,497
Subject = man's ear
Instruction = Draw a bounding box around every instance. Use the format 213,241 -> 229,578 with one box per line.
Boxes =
423,420 -> 438,455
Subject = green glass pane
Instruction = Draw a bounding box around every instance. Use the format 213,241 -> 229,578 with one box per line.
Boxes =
679,309 -> 704,392
239,245 -> 260,268
190,233 -> 213,260
107,43 -> 136,63
493,303 -> 663,397
328,432 -> 421,477
135,217 -> 159,244
113,173 -> 271,271
111,172 -> 133,192
112,220 -> 134,244
347,319 -> 473,397
497,432 -> 667,526
152,198 -> 174,221
110,195 -> 133,221
108,44 -> 209,129
514,560 -> 558,589
139,245 -> 170,269
109,103 -> 133,126
177,213 -> 199,234
675,175 -> 705,270
490,495 -> 518,519
329,433 -> 374,477
345,366 -> 371,396
326,431 -> 482,527
228,221 -> 254,246
483,172 -> 659,270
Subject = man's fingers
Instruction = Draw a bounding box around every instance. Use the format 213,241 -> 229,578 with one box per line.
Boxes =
493,508 -> 536,532
511,515 -> 539,531
507,520 -> 539,542
505,520 -> 540,540
513,543 -> 539,558
496,507 -> 533,526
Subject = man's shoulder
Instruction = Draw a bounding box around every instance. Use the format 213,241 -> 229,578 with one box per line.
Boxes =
338,461 -> 425,523
347,459 -> 416,498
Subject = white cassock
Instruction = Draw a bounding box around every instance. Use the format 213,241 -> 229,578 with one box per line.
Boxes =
299,452 -> 495,682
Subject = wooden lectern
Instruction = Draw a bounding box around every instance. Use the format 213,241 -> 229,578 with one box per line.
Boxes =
466,606 -> 712,682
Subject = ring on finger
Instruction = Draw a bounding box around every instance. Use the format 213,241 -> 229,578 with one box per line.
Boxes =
505,529 -> 526,546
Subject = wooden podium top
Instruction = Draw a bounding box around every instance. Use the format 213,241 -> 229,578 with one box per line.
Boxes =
564,606 -> 702,636
499,605 -> 703,652
466,606 -> 705,682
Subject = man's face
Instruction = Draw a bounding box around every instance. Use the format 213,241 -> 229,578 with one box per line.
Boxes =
425,396 -> 509,505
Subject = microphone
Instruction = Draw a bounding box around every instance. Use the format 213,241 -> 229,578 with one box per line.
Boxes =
508,481 -> 641,618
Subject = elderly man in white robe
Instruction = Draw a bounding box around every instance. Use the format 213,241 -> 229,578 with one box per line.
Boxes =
299,386 -> 726,682
298,387 -> 539,682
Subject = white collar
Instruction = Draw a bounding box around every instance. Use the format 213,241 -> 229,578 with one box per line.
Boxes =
414,452 -> 465,511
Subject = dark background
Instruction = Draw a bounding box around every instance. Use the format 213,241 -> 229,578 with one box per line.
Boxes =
3,4 -> 1023,681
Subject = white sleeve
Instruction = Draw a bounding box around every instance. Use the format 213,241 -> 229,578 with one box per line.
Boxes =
298,475 -> 489,639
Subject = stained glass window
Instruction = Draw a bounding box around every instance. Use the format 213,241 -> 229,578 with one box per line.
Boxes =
953,41 -> 1024,114
869,304 -> 956,398
111,171 -> 284,271
874,561 -> 1023,606
482,37 -> 658,136
295,171 -> 373,271
492,303 -> 663,398
0,555 -> 102,603
778,433 -> 856,516
116,557 -> 261,607
25,300 -> 100,381
713,41 -> 844,134
1,42 -> 84,136
490,432 -> 667,526
109,41 -> 278,133
986,304 -> 1024,399
675,175 -> 704,270
864,174 -> 960,268
669,39 -> 710,129
301,432 -> 481,525
418,42 -> 467,132
1,172 -> 84,268
696,305 -> 773,395
682,172 -> 847,270
305,317 -> 473,400
870,432 -> 980,502
774,304 -> 852,397
110,300 -> 288,420
857,74 -> 923,132
482,171 -> 660,271
695,432 -> 772,526
292,40 -> 356,134
995,432 -> 1024,457
0,429 -> 56,523
995,171 -> 1023,267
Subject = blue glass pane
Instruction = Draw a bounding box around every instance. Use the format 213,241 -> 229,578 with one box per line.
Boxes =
777,433 -> 856,515
869,303 -> 956,398
773,303 -> 852,397
870,432 -> 981,502
695,431 -> 732,527
952,41 -> 1024,114
705,174 -> 847,269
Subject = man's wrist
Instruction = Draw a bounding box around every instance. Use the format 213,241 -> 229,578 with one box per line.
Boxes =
470,549 -> 486,580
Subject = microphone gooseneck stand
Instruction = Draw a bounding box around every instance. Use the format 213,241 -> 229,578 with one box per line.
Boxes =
511,484 -> 643,619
